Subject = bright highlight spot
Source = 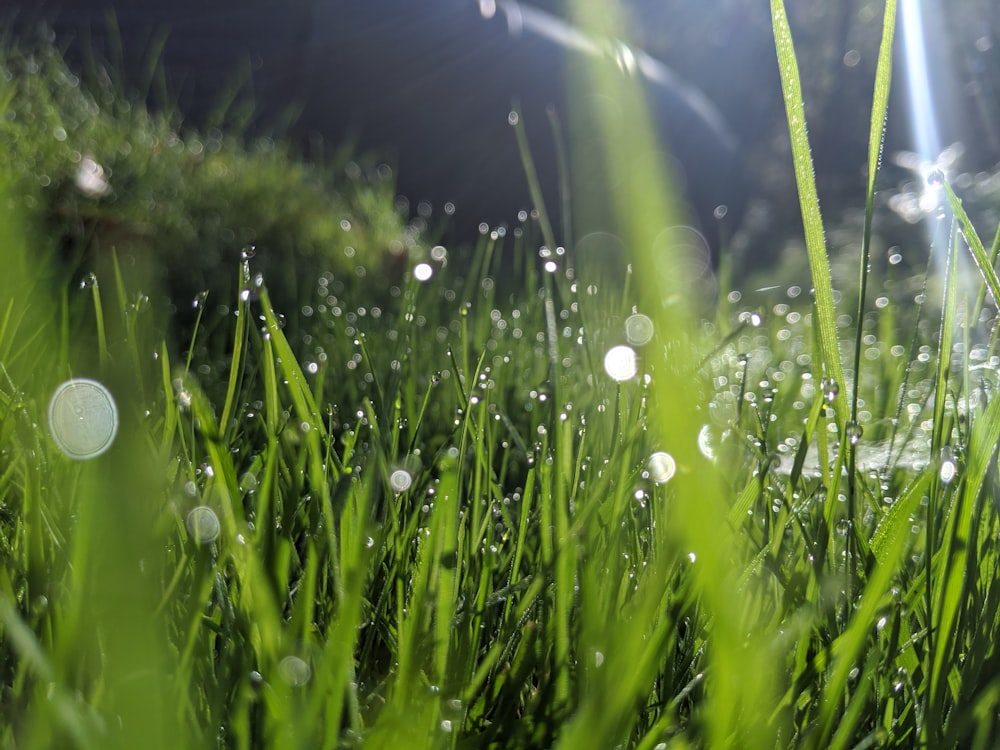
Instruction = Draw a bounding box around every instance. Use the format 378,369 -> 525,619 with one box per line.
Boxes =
646,451 -> 677,485
75,155 -> 110,197
414,263 -> 433,281
697,424 -> 716,460
186,506 -> 221,545
604,345 -> 638,381
48,378 -> 118,459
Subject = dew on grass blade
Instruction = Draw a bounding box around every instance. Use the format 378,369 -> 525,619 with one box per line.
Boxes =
939,448 -> 957,484
278,656 -> 311,687
646,452 -> 677,485
821,377 -> 839,404
604,345 -> 638,381
185,506 -> 221,545
47,378 -> 118,459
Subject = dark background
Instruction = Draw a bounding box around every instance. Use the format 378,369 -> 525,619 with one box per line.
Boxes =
4,0 -> 1000,277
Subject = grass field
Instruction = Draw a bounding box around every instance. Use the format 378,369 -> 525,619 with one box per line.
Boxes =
3,0 -> 1000,747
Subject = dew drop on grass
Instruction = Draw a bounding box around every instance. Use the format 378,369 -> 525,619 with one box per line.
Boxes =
278,656 -> 311,687
940,450 -> 957,484
604,345 -> 638,381
414,263 -> 433,282
240,472 -> 258,494
47,378 -> 118,460
846,421 -> 863,445
821,378 -> 839,404
185,506 -> 221,545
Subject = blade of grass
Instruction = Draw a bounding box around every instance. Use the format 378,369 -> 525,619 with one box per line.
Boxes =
770,0 -> 848,427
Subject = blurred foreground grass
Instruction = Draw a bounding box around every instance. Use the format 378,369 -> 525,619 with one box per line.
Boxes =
3,1 -> 1000,748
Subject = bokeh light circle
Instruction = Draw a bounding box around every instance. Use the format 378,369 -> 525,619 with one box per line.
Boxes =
604,345 -> 638,382
389,469 -> 413,493
186,506 -> 221,545
624,313 -> 655,346
647,452 -> 677,485
278,656 -> 312,687
47,378 -> 118,460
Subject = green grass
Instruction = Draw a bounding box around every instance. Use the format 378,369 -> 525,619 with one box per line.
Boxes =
3,1 -> 1000,747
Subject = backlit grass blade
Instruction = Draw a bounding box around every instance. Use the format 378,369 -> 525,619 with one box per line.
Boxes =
770,0 -> 848,427
943,180 -> 1000,305
926,336 -> 1000,738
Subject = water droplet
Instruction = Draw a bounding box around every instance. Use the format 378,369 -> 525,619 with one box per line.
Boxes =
927,168 -> 945,186
240,472 -> 259,494
47,379 -> 118,459
846,421 -> 863,445
939,449 -> 957,484
821,378 -> 839,404
185,506 -> 221,544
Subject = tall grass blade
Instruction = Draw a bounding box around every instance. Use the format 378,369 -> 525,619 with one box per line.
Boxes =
770,0 -> 848,427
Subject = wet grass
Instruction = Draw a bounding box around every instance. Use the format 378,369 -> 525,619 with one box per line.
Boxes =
3,0 -> 1000,747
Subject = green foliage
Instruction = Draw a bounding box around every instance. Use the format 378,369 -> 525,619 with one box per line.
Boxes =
3,4 -> 1000,749
0,41 -> 411,318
